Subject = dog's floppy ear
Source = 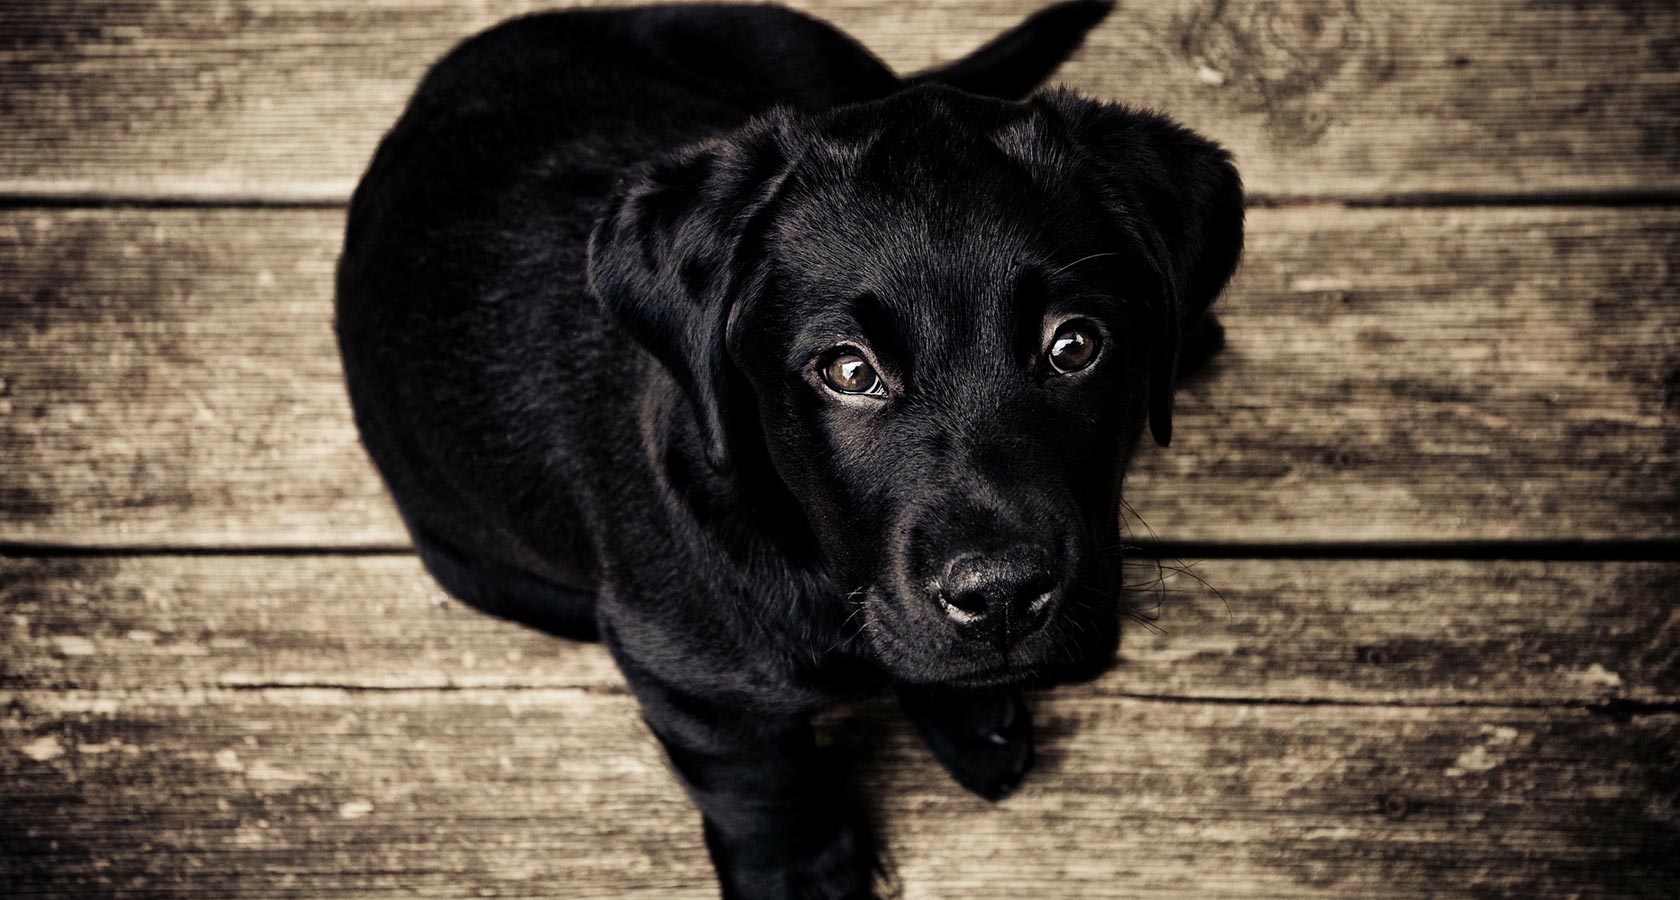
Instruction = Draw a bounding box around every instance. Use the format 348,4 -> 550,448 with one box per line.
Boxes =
1034,90 -> 1244,446
587,113 -> 800,470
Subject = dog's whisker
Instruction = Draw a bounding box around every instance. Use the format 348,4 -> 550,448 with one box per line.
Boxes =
1118,496 -> 1163,545
1153,561 -> 1231,616
1118,608 -> 1167,636
822,591 -> 875,653
1126,555 -> 1231,617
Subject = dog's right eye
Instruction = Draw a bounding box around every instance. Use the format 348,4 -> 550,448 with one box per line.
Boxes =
820,350 -> 885,397
1046,320 -> 1101,374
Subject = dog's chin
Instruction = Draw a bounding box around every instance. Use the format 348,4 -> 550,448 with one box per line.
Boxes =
867,640 -> 1040,689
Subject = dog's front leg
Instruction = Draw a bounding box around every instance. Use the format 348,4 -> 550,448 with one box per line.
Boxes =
635,682 -> 876,900
897,686 -> 1034,802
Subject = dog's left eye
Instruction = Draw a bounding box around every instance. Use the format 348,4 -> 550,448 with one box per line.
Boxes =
820,349 -> 886,396
1046,320 -> 1101,374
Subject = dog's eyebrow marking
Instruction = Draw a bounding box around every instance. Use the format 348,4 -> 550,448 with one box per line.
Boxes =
1048,252 -> 1120,279
1013,265 -> 1052,362
847,291 -> 911,375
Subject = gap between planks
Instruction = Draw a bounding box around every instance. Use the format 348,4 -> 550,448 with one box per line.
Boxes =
6,191 -> 1680,212
6,540 -> 1680,561
94,683 -> 1680,717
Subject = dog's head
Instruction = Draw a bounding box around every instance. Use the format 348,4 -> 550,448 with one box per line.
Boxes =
590,85 -> 1242,686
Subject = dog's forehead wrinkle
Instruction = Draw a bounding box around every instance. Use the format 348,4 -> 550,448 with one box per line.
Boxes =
789,111 -> 1055,226
771,208 -> 1019,300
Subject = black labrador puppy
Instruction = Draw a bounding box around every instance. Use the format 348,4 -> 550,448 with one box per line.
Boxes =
336,2 -> 1242,896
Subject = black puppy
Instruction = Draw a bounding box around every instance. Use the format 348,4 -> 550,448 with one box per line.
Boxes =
336,2 -> 1242,897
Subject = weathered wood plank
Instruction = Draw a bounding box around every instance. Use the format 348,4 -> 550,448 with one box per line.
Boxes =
1,688 -> 1674,898
0,0 -> 1675,200
3,206 -> 1675,545
1137,205 -> 1680,542
3,555 -> 1675,704
0,208 -> 390,545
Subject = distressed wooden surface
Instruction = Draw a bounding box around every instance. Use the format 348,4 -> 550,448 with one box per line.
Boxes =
4,205 -> 1676,546
2,554 -> 1676,705
2,688 -> 1675,899
5,553 -> 1676,896
1,1 -> 1676,201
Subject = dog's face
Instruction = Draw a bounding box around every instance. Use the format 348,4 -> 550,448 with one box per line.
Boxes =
590,86 -> 1243,686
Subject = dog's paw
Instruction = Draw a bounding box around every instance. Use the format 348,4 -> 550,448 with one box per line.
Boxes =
707,814 -> 879,900
902,689 -> 1034,802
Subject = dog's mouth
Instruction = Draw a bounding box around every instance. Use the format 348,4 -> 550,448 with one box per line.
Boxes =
861,623 -> 1041,687
936,663 -> 1047,690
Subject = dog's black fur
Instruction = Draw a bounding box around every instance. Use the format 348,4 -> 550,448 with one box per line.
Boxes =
336,3 -> 1242,896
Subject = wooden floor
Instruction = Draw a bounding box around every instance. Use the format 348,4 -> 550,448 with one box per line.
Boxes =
2,1 -> 1677,897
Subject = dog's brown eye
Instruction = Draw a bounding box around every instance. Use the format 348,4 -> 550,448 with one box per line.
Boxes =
1046,321 -> 1100,374
821,351 -> 884,396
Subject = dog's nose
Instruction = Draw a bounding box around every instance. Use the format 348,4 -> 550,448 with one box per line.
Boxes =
935,546 -> 1059,646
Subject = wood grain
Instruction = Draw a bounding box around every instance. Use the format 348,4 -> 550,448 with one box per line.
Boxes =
3,554 -> 1675,704
3,206 -> 1675,546
2,687 -> 1674,898
0,0 -> 1675,201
